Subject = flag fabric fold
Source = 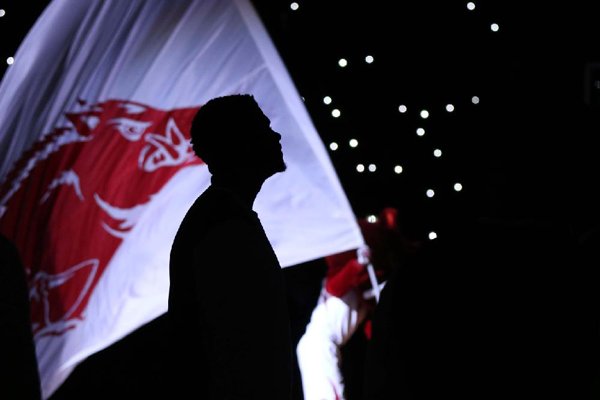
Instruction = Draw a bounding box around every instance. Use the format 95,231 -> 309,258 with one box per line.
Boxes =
0,0 -> 363,397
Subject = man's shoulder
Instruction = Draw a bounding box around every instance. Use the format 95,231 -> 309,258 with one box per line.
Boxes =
197,186 -> 252,216
179,187 -> 256,235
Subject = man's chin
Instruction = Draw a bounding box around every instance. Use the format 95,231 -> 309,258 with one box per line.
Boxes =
265,162 -> 286,179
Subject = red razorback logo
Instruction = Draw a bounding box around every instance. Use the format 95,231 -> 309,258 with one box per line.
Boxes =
0,99 -> 202,337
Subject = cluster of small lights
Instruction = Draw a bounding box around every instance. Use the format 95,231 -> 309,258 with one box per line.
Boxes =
300,4 -> 483,238
323,96 -> 340,121
290,2 -> 299,11
355,163 -> 377,173
389,75 -> 470,237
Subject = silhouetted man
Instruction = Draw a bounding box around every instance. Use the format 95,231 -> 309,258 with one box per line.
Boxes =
168,94 -> 291,399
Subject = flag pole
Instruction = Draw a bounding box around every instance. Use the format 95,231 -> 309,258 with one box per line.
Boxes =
357,245 -> 381,303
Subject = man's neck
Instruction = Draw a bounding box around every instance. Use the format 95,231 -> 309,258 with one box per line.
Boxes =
211,172 -> 265,209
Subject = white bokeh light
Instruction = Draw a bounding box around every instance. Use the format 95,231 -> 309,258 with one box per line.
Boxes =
428,231 -> 438,240
290,2 -> 299,11
454,183 -> 463,192
472,96 -> 480,104
323,96 -> 332,105
416,128 -> 425,136
434,149 -> 442,158
332,109 -> 341,118
329,142 -> 339,151
368,164 -> 376,172
426,189 -> 435,198
491,23 -> 500,32
0,9 -> 6,17
365,55 -> 374,64
394,165 -> 403,174
467,2 -> 476,10
338,58 -> 348,67
6,57 -> 14,65
356,164 -> 365,173
349,138 -> 358,148
446,104 -> 455,112
367,215 -> 378,223
420,110 -> 429,119
398,105 -> 407,113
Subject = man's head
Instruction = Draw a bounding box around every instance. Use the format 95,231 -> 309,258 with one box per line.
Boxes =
190,94 -> 286,178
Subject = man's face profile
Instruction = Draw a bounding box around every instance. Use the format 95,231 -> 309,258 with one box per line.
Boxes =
190,95 -> 286,178
247,109 -> 286,177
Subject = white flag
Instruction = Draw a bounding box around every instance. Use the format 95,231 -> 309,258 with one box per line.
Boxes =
0,0 -> 363,397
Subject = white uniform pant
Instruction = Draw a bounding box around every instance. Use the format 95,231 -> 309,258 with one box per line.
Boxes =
296,284 -> 371,400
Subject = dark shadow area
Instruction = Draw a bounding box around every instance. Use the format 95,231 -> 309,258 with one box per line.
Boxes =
364,217 -> 600,399
0,234 -> 42,400
50,314 -> 172,399
51,260 -> 329,400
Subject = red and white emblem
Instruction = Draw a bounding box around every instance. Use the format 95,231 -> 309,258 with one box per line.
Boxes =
0,99 -> 202,337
